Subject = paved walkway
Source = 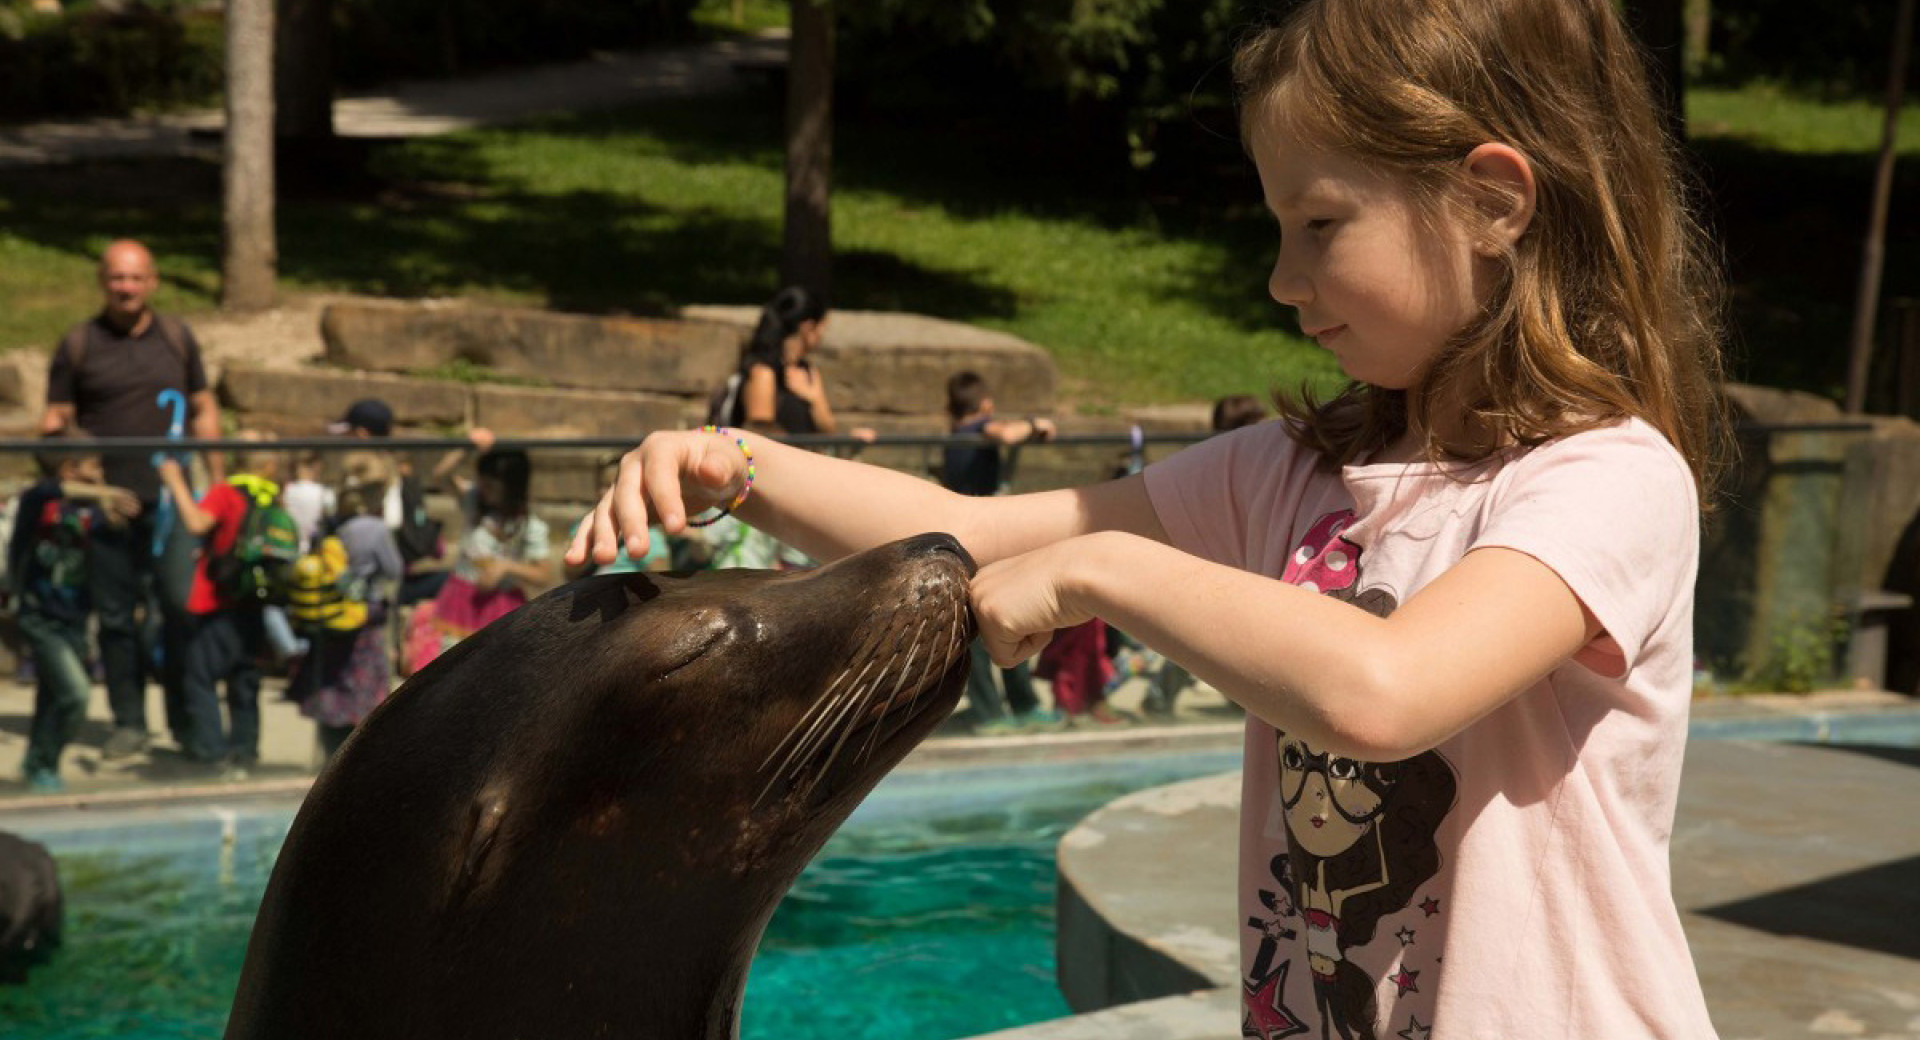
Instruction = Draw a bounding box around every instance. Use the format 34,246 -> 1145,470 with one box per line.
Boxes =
0,32 -> 788,168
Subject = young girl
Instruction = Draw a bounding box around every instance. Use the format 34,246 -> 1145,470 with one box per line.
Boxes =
289,451 -> 403,759
570,0 -> 1727,1035
409,431 -> 553,673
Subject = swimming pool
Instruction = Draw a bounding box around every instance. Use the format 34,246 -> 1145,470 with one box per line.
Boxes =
0,747 -> 1242,1040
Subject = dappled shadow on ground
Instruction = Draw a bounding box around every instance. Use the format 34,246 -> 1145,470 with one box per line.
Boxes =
0,126 -> 1018,321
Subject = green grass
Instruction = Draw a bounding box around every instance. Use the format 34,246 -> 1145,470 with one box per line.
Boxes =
1688,83 -> 1920,155
690,0 -> 788,34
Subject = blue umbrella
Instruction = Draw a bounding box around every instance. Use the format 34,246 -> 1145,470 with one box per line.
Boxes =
150,389 -> 189,557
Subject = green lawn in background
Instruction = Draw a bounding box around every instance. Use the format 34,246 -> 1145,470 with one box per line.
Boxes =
0,79 -> 1912,407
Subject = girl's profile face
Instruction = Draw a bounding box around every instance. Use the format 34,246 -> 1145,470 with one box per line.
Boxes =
1250,114 -> 1489,392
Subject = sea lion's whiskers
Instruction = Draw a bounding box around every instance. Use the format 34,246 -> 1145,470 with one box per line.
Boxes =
809,652 -> 891,789
759,661 -> 855,775
858,620 -> 927,764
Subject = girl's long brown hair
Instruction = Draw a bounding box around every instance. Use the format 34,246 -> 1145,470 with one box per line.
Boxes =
1233,0 -> 1730,500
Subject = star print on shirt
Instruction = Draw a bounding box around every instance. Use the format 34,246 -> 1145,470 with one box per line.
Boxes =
1390,967 -> 1420,994
1419,896 -> 1441,917
1396,1015 -> 1434,1040
1242,960 -> 1309,1040
1396,926 -> 1416,946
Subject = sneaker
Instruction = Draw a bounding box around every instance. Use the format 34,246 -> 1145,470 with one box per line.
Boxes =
1012,709 -> 1068,732
1073,706 -> 1133,728
25,769 -> 64,794
220,752 -> 259,782
971,717 -> 1027,737
101,728 -> 151,759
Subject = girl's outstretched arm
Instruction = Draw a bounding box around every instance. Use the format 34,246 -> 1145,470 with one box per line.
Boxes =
972,532 -> 1599,762
565,428 -> 1166,571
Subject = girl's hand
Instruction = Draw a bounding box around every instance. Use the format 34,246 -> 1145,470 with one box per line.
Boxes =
970,539 -> 1097,667
565,430 -> 748,566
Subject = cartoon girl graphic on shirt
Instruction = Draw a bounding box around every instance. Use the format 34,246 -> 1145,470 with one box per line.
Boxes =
1264,510 -> 1458,1040
1275,727 -> 1454,1040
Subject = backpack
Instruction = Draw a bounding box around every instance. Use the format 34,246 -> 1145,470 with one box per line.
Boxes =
284,535 -> 370,635
705,372 -> 743,428
63,313 -> 192,370
205,478 -> 301,607
392,474 -> 444,565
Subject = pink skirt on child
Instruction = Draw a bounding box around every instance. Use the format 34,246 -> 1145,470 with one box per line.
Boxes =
404,574 -> 528,675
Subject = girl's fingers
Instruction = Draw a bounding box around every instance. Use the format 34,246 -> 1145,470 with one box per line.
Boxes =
640,439 -> 694,534
611,446 -> 656,560
564,505 -> 595,565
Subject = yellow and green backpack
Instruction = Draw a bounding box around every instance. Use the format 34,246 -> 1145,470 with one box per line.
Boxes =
285,535 -> 370,635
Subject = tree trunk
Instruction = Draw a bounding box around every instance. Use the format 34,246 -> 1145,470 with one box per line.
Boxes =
781,0 -> 833,301
1844,0 -> 1916,413
274,0 -> 333,141
1624,0 -> 1688,143
222,0 -> 278,311
1683,0 -> 1711,79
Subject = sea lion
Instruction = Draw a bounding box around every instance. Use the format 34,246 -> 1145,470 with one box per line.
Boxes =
0,830 -> 62,984
225,532 -> 977,1040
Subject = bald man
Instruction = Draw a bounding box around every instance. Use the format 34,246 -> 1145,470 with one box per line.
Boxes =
41,240 -> 224,759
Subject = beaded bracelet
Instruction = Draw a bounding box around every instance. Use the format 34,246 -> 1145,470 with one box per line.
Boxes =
686,425 -> 756,528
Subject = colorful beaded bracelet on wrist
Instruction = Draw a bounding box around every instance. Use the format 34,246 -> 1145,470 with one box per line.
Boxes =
686,425 -> 756,528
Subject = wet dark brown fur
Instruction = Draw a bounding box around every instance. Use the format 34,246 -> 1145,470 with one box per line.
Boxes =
225,533 -> 976,1040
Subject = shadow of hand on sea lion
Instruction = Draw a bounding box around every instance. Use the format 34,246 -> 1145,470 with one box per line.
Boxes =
226,533 -> 978,1040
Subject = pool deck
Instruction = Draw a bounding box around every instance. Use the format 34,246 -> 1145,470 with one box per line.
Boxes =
0,676 -> 1915,1038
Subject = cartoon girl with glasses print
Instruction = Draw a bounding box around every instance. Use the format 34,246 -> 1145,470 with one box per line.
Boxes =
1273,723 -> 1454,1040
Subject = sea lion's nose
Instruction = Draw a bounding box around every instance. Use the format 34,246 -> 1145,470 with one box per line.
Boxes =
900,532 -> 976,577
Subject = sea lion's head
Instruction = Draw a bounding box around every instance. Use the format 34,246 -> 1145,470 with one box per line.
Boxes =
234,533 -> 977,1039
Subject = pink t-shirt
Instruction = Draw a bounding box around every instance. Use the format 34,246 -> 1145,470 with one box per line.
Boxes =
1145,417 -> 1718,1040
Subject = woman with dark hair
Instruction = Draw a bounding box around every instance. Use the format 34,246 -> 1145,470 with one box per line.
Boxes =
721,287 -> 871,441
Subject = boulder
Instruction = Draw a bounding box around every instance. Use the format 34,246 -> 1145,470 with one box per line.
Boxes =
470,385 -> 688,438
218,366 -> 470,428
320,299 -> 741,394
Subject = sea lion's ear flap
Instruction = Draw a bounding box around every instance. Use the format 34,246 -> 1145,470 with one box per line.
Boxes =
448,790 -> 512,911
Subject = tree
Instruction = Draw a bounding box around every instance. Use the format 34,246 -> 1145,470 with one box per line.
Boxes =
1623,0 -> 1688,143
1844,0 -> 1916,413
222,0 -> 278,310
275,0 -> 334,141
781,0 -> 834,300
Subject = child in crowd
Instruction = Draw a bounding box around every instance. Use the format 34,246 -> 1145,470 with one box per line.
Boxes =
938,371 -> 1062,733
158,442 -> 286,776
10,432 -> 138,792
279,450 -> 333,553
408,430 -> 553,673
572,0 -> 1728,1033
289,451 -> 403,760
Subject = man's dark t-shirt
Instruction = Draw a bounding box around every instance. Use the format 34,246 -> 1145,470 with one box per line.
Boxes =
46,313 -> 208,502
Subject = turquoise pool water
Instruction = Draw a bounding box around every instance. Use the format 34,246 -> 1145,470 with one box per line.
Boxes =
0,748 -> 1240,1040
